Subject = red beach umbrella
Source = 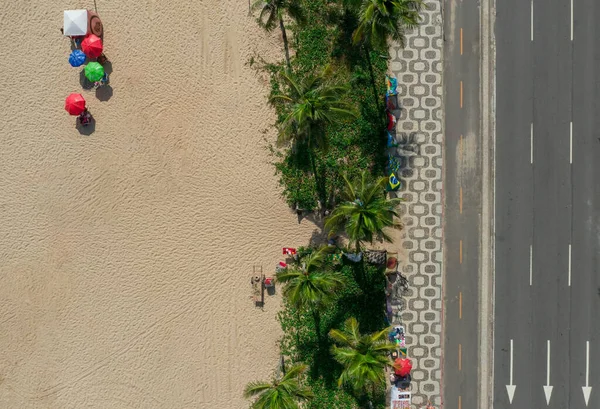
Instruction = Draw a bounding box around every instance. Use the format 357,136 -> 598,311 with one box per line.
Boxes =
81,34 -> 103,58
394,358 -> 412,377
65,93 -> 86,115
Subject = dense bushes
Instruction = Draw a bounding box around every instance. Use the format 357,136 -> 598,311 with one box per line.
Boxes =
269,0 -> 388,211
278,253 -> 389,408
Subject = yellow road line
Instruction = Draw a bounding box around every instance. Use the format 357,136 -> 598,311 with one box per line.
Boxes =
459,291 -> 463,319
459,343 -> 462,371
459,395 -> 462,409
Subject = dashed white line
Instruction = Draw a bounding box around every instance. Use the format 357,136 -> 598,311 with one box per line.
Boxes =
568,244 -> 572,286
531,123 -> 534,164
531,0 -> 534,41
530,244 -> 533,285
571,0 -> 574,41
570,121 -> 573,164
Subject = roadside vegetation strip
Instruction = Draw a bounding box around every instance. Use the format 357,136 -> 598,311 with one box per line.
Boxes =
244,0 -> 425,408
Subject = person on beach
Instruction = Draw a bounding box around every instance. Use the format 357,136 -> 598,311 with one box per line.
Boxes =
78,109 -> 92,126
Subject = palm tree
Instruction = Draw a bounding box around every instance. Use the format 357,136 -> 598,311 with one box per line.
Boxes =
325,171 -> 402,252
244,363 -> 314,409
252,0 -> 304,70
276,246 -> 347,335
352,0 -> 423,49
350,0 -> 423,109
270,71 -> 357,205
329,317 -> 395,403
270,71 -> 357,150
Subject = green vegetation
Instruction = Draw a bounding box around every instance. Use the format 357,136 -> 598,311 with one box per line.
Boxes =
278,257 -> 390,409
276,246 -> 348,338
330,317 -> 397,406
325,171 -> 403,252
244,0 -> 424,407
244,363 -> 315,409
269,0 -> 389,211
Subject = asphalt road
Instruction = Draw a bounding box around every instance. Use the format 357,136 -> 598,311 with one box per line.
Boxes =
494,0 -> 600,408
442,0 -> 482,407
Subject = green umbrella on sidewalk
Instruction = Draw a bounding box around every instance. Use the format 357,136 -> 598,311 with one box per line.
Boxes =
84,62 -> 104,82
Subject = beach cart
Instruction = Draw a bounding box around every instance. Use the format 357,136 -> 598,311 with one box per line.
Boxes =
390,386 -> 411,409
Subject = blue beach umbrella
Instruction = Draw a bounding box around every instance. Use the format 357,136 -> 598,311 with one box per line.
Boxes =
68,49 -> 86,67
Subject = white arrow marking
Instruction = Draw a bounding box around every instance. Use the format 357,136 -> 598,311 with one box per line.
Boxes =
506,339 -> 516,403
543,340 -> 553,405
583,341 -> 592,406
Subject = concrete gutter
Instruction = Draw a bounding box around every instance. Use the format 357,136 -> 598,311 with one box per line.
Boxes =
479,0 -> 496,408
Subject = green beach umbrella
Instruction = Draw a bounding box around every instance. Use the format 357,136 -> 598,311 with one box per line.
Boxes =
84,62 -> 104,82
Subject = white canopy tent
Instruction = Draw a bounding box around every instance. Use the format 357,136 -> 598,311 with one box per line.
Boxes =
63,10 -> 88,36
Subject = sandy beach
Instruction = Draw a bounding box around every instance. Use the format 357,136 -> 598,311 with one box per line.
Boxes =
0,1 -> 317,407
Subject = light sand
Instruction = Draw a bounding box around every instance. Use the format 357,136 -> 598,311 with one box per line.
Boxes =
0,1 -> 317,407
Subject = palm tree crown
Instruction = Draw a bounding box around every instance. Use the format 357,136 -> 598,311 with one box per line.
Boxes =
352,0 -> 423,49
270,71 -> 358,149
329,317 -> 396,392
244,363 -> 314,409
325,171 -> 402,251
276,246 -> 347,311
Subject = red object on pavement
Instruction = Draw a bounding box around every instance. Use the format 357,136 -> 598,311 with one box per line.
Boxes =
81,34 -> 103,58
387,112 -> 397,131
64,93 -> 86,115
394,358 -> 412,377
279,261 -> 287,268
282,247 -> 297,256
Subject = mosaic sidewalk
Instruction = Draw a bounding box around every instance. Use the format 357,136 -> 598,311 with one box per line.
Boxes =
387,1 -> 444,407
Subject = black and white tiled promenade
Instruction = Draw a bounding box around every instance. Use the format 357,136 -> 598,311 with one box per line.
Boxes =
388,1 -> 443,407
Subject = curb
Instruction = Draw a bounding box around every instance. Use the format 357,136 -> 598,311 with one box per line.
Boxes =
479,0 -> 496,408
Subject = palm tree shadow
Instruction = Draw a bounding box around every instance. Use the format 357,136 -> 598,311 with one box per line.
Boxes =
388,131 -> 422,180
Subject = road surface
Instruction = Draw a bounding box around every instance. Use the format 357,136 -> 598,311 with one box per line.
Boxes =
494,0 -> 600,407
442,0 -> 482,407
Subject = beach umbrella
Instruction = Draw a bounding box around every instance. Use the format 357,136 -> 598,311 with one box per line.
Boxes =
81,34 -> 103,58
68,49 -> 87,67
64,10 -> 88,36
65,93 -> 86,116
394,358 -> 412,377
84,62 -> 104,82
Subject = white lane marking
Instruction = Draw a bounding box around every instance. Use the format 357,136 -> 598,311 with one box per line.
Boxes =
506,339 -> 516,403
568,244 -> 572,286
530,244 -> 533,285
571,0 -> 574,41
543,340 -> 553,404
531,0 -> 534,42
583,341 -> 592,406
531,123 -> 534,164
570,122 -> 573,164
